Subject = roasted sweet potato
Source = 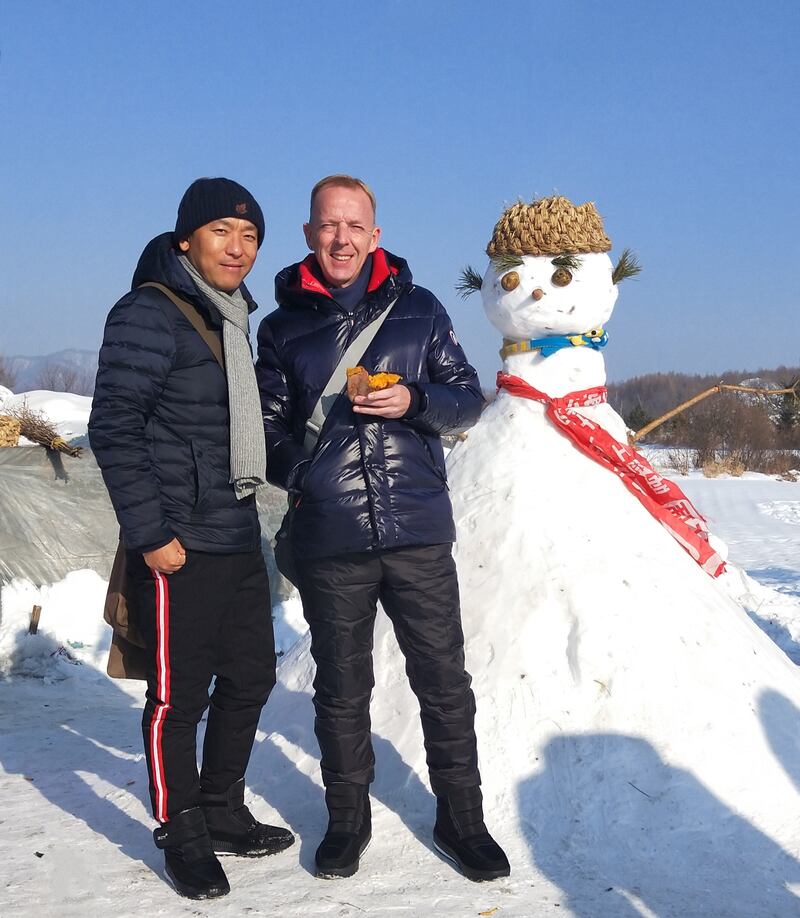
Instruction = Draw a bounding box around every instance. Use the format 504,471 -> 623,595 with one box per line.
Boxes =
346,366 -> 371,401
346,367 -> 403,402
368,372 -> 402,391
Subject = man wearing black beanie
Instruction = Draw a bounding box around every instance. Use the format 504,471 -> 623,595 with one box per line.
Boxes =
89,177 -> 293,900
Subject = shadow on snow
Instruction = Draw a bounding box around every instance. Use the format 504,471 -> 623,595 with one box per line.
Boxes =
518,731 -> 800,918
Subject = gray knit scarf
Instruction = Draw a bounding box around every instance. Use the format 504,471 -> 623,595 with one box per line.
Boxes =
178,255 -> 266,499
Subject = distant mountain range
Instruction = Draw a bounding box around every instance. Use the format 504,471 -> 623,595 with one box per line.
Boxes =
9,349 -> 98,394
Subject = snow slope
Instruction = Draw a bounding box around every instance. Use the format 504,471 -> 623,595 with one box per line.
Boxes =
1,471 -> 799,917
2,390 -> 800,917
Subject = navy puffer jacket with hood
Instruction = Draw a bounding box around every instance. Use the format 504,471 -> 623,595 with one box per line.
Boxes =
88,233 -> 261,554
255,249 -> 484,559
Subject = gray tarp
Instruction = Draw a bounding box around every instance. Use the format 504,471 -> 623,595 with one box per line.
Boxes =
0,447 -> 291,601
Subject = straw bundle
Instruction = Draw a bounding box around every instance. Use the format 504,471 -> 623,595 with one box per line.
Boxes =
6,404 -> 82,457
0,415 -> 21,447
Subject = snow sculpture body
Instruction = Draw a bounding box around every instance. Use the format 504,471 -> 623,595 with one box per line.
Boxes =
437,196 -> 800,907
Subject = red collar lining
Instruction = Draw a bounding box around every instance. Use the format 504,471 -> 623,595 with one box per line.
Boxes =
297,255 -> 330,297
367,248 -> 397,292
295,248 -> 396,298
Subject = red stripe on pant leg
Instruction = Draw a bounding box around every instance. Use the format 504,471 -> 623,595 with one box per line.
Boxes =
162,574 -> 171,704
149,570 -> 172,822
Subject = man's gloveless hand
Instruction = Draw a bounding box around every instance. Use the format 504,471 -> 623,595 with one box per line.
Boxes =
352,384 -> 412,419
143,537 -> 186,574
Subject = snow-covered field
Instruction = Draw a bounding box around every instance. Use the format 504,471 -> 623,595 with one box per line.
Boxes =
0,469 -> 798,917
2,386 -> 800,917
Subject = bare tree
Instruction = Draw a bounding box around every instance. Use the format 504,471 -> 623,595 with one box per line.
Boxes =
36,362 -> 94,396
666,393 -> 778,471
0,354 -> 17,390
775,375 -> 800,446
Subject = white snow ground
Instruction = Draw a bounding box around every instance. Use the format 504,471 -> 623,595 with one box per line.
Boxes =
2,392 -> 800,917
1,471 -> 799,917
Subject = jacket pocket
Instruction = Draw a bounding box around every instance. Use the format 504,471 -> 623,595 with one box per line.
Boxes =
411,428 -> 448,487
298,437 -> 330,501
190,441 -> 210,511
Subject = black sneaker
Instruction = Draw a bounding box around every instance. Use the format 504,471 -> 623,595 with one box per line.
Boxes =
201,778 -> 295,858
153,807 -> 230,899
433,787 -> 510,882
315,783 -> 371,879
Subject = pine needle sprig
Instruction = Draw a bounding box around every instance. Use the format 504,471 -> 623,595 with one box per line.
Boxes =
456,265 -> 484,299
551,254 -> 582,271
490,252 -> 524,272
612,248 -> 642,284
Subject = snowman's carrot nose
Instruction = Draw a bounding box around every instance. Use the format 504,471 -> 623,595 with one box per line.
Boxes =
532,288 -> 546,301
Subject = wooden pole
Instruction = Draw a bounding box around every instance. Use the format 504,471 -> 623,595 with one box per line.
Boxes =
629,381 -> 799,444
29,605 -> 42,635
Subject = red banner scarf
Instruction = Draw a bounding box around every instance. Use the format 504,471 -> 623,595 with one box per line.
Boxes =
497,372 -> 725,577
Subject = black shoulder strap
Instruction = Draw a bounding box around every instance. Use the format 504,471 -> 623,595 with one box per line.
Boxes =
304,293 -> 400,451
138,281 -> 225,370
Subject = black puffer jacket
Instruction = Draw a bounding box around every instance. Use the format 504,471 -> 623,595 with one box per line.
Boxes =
255,249 -> 483,559
88,233 -> 261,554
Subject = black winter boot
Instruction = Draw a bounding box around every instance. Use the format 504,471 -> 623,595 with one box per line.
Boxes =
200,778 -> 295,857
315,783 -> 372,879
153,807 -> 230,899
433,786 -> 510,882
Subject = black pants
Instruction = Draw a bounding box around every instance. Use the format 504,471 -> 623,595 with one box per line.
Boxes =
296,543 -> 480,796
126,548 -> 276,822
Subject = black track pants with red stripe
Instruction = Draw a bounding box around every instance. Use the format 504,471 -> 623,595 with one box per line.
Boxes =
296,543 -> 480,796
126,548 -> 276,822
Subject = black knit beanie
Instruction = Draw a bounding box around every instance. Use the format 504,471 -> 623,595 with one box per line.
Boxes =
174,177 -> 265,247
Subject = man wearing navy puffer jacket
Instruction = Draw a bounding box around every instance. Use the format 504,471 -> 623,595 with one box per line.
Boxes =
256,175 -> 510,882
89,178 -> 293,900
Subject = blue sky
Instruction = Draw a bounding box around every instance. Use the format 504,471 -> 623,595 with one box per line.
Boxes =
1,0 -> 798,386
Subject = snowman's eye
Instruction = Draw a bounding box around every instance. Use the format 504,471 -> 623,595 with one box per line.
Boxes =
500,271 -> 520,292
551,267 -> 573,287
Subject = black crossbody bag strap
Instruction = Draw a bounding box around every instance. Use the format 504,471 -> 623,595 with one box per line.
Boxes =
138,281 -> 225,370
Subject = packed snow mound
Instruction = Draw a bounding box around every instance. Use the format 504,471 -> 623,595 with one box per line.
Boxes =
759,500 -> 800,525
0,573 -> 308,683
444,402 -> 800,819
0,570 -> 110,680
721,559 -> 800,663
270,595 -> 308,657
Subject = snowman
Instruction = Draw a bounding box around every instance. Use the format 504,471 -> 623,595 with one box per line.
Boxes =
437,195 -> 800,902
456,195 -> 723,577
